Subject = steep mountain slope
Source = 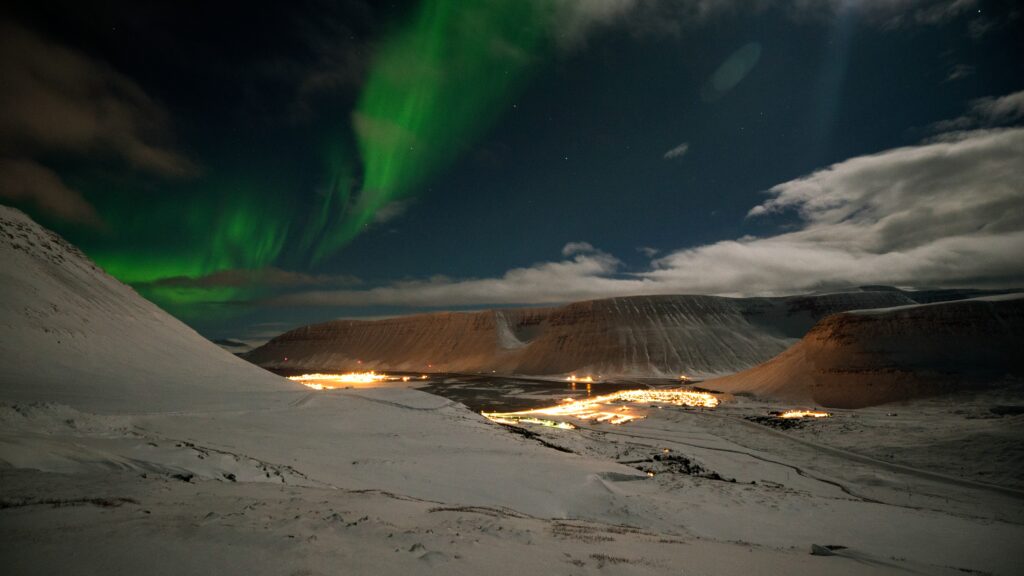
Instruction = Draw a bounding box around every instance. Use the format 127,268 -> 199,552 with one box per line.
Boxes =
707,295 -> 1024,408
0,205 -> 646,512
245,291 -> 919,377
0,206 -> 299,412
0,204 -> 658,526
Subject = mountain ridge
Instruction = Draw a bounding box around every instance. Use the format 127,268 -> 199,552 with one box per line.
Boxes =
244,290 -> 951,377
706,294 -> 1024,407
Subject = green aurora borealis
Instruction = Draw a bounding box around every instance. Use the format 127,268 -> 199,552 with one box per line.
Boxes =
8,0 -> 1021,338
88,183 -> 293,312
82,0 -> 560,312
319,0 -> 554,261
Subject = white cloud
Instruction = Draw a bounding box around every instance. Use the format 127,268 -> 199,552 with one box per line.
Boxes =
271,249 -> 638,308
945,64 -> 975,82
561,241 -> 597,256
971,91 -> 1024,124
651,127 -> 1024,293
663,142 -> 690,160
932,90 -> 1024,131
273,116 -> 1024,308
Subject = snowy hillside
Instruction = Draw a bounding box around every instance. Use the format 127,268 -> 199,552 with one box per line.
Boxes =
246,291 -> 918,377
0,206 -> 657,529
708,294 -> 1024,407
3,206 -> 1022,575
0,206 -> 301,412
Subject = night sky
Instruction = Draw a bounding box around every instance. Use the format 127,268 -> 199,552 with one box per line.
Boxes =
2,0 -> 1022,341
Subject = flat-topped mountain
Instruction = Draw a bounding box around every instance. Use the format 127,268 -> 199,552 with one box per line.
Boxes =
707,295 -> 1024,407
245,290 -> 927,377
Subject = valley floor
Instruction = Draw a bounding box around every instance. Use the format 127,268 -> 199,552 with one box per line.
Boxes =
1,381 -> 1022,575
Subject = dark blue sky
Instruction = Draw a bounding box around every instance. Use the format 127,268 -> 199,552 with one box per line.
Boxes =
301,1 -> 1021,285
3,0 -> 1022,340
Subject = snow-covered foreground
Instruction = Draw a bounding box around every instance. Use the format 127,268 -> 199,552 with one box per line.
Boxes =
0,467 -> 945,576
2,206 -> 1022,574
3,386 -> 1023,575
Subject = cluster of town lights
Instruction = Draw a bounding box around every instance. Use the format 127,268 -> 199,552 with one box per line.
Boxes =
776,409 -> 831,419
566,374 -> 693,384
289,372 -> 427,390
483,389 -> 719,428
484,416 -> 577,430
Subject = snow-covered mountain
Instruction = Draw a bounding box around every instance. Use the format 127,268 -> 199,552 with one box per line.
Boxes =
707,294 -> 1024,408
3,206 -> 1022,575
0,206 -> 299,412
246,291 -> 921,377
0,204 -> 647,515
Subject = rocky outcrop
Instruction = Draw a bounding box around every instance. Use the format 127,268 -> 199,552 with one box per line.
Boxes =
707,295 -> 1024,408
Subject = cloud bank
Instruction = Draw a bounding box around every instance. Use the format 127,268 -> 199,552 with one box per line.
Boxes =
933,90 -> 1024,132
650,127 -> 1024,294
272,117 -> 1024,308
0,21 -> 193,226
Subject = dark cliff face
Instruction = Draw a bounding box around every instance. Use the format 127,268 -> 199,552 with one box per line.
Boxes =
243,291 -> 919,378
710,295 -> 1024,408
